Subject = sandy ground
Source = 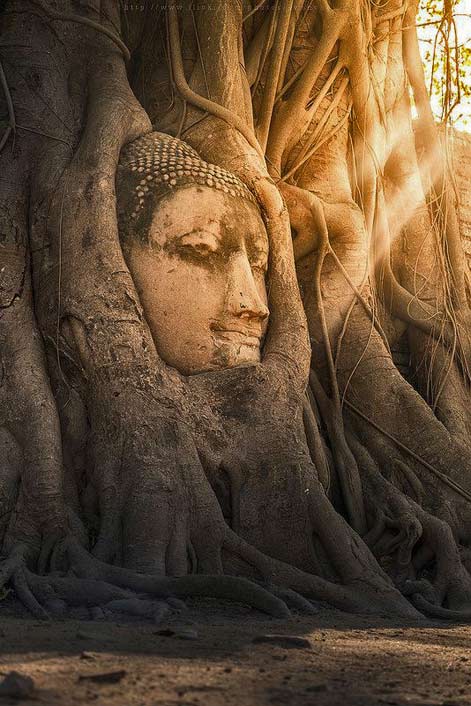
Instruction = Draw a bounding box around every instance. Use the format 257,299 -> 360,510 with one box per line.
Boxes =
1,597 -> 471,706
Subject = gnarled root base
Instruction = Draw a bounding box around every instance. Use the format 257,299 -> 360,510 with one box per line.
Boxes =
350,435 -> 471,621
0,536 -> 309,621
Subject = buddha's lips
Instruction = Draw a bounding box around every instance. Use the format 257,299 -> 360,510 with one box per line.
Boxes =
211,327 -> 262,348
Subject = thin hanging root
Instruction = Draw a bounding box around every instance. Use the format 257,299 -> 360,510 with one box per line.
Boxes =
29,0 -> 130,60
243,0 -> 268,22
249,5 -> 279,95
277,183 -> 366,531
325,4 -> 467,364
285,103 -> 352,184
394,459 -> 424,503
282,77 -> 349,183
275,0 -> 305,96
379,241 -> 465,361
167,6 -> 263,157
256,0 -> 294,151
266,1 -> 347,170
0,59 -> 15,153
65,539 -> 290,618
281,183 -> 390,353
302,394 -> 330,491
344,398 -> 471,505
309,368 -> 367,535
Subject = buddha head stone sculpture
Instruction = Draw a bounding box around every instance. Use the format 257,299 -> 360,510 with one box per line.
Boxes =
117,132 -> 269,375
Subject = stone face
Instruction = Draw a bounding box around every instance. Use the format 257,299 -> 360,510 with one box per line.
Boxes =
123,184 -> 269,375
117,133 -> 270,376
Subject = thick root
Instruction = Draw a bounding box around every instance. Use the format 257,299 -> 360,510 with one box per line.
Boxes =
223,528 -> 422,620
0,544 -> 49,620
411,594 -> 471,623
1,537 -> 291,619
66,539 -> 290,618
350,436 -> 471,617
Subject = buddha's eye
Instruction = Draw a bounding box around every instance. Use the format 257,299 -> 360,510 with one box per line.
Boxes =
177,231 -> 220,259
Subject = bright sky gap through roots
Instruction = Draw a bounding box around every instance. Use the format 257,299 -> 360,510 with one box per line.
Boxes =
417,0 -> 471,131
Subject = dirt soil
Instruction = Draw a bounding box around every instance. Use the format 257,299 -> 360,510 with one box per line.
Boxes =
1,596 -> 471,706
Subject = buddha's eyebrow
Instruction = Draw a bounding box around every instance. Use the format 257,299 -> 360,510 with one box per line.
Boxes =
177,228 -> 222,242
157,222 -> 222,245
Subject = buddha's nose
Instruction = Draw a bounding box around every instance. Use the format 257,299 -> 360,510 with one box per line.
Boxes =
225,253 -> 269,322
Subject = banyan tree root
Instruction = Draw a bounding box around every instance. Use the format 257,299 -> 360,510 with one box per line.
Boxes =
3,509 -> 422,622
0,517 -> 422,622
0,538 -> 293,620
223,528 -> 422,620
259,0 -> 471,623
349,436 -> 471,618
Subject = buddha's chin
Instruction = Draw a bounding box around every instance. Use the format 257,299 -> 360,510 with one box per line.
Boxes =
176,339 -> 262,376
207,336 -> 262,371
158,332 -> 263,376
217,342 -> 261,368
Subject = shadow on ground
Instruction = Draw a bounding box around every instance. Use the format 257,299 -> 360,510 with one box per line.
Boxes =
1,596 -> 471,705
